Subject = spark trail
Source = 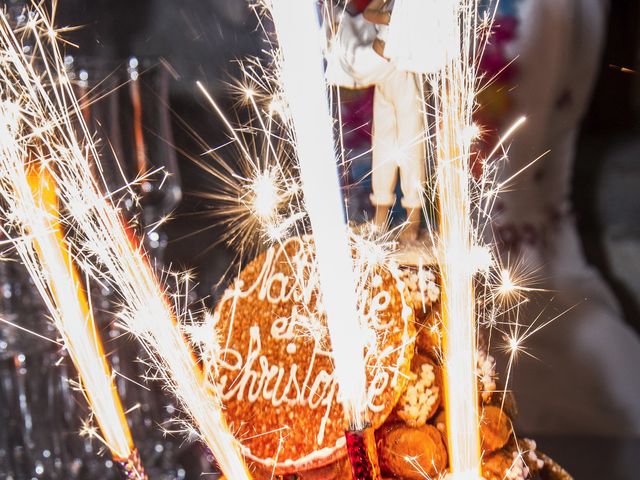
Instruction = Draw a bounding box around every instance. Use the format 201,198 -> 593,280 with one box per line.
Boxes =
0,5 -> 249,479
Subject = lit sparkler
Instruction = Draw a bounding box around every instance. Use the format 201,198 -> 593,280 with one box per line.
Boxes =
380,0 -> 488,476
267,0 -> 377,477
0,108 -> 144,477
428,1 -> 483,477
418,1 -> 545,477
0,5 -> 250,479
422,4 -> 554,477
267,0 -> 368,427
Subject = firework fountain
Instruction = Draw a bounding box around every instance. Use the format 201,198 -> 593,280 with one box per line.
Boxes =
377,0 -> 496,475
0,5 -> 250,479
433,60 -> 484,479
0,105 -> 144,477
430,2 -> 484,477
267,0 -> 378,477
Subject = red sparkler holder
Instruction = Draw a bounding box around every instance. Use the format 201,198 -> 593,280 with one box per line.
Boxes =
118,448 -> 148,480
345,424 -> 381,480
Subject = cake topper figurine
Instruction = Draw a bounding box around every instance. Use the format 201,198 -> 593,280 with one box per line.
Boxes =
363,0 -> 426,242
327,0 -> 426,242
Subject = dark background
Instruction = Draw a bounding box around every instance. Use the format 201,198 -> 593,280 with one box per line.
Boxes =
575,1 -> 640,335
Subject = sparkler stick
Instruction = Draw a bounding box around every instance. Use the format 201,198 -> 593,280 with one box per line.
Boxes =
429,2 -> 482,477
0,106 -> 145,478
0,6 -> 250,479
369,0 -> 489,476
267,0 -> 375,477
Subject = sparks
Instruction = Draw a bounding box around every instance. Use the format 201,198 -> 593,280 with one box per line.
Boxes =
499,268 -> 516,295
0,5 -> 250,478
267,0 -> 368,429
193,79 -> 304,252
0,107 -> 139,475
246,167 -> 283,221
420,0 -> 484,476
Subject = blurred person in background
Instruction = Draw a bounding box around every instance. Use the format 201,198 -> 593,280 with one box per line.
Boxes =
481,0 -> 640,438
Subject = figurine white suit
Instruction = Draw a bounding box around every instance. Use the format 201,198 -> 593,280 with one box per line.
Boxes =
328,0 -> 426,241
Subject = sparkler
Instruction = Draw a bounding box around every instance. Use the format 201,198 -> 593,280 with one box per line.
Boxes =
267,0 -> 367,426
379,0 -> 486,475
373,0 -> 522,477
429,1 -> 483,477
0,107 -> 144,477
267,0 -> 376,477
419,3 -> 558,476
0,5 -> 250,479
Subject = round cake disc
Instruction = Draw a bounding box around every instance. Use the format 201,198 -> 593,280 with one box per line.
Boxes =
211,236 -> 415,474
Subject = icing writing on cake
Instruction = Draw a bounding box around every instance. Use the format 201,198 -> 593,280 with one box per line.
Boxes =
215,237 -> 404,444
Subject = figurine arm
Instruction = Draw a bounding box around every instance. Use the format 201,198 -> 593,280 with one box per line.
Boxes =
363,0 -> 391,25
